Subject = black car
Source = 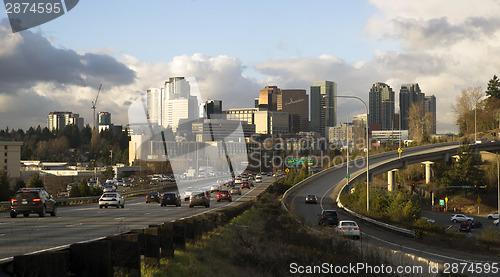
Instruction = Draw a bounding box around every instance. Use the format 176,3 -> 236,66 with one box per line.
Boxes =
146,192 -> 160,203
10,188 -> 57,218
459,221 -> 471,232
469,220 -> 482,229
318,210 -> 339,226
161,192 -> 181,207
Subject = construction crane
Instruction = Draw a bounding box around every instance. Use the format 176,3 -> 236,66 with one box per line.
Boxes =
91,84 -> 102,129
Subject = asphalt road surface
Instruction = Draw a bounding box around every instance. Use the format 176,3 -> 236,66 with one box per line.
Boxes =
0,176 -> 273,261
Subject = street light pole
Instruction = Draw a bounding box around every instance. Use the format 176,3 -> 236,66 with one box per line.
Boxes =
334,95 -> 370,211
324,106 -> 350,186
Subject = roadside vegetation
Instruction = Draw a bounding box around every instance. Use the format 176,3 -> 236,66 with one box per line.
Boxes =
143,182 -> 388,277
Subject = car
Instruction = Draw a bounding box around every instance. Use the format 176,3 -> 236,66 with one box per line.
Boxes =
230,186 -> 242,195
160,192 -> 181,207
241,181 -> 251,189
266,172 -> 272,176
475,138 -> 489,144
217,190 -> 232,202
210,184 -> 221,192
189,191 -> 210,208
183,188 -> 195,201
103,185 -> 116,192
255,174 -> 262,183
451,214 -> 473,223
487,211 -> 499,220
305,194 -> 318,204
318,210 -> 339,226
99,192 -> 125,208
10,188 -> 57,218
200,187 -> 212,197
421,217 -> 436,223
494,219 -> 499,226
459,222 -> 471,232
336,220 -> 361,239
146,191 -> 160,203
469,220 -> 482,229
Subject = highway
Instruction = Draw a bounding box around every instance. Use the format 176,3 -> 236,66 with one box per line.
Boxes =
287,142 -> 500,268
0,176 -> 273,261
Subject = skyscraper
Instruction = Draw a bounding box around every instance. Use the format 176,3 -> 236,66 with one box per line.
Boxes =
146,77 -> 199,132
47,112 -> 84,131
369,82 -> 395,130
257,86 -> 281,111
424,95 -> 437,134
310,81 -> 337,136
399,83 -> 424,130
280,89 -> 309,133
204,100 -> 222,119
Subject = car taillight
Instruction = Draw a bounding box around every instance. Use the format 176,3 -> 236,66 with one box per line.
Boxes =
354,227 -> 359,230
340,227 -> 346,230
321,217 -> 324,220
32,199 -> 41,202
162,197 -> 165,199
111,198 -> 116,201
99,199 -> 103,201
11,199 -> 17,204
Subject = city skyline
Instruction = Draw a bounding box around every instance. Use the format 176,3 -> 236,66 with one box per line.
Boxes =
1,1 -> 500,133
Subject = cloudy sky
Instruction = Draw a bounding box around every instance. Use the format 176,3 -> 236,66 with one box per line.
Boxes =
1,0 -> 500,133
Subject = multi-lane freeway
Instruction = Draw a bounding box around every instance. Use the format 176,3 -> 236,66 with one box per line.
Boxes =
286,142 -> 500,267
0,176 -> 273,261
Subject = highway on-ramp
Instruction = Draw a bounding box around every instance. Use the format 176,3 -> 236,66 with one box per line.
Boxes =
287,143 -> 500,269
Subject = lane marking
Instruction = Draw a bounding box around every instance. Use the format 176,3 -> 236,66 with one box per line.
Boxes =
115,217 -> 125,220
65,223 -> 83,228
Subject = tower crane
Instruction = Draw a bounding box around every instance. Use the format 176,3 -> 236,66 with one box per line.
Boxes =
91,84 -> 102,129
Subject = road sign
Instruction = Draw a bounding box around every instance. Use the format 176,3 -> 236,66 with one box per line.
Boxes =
462,186 -> 472,189
286,158 -> 313,165
445,197 -> 448,203
285,168 -> 290,173
477,196 -> 481,204
398,148 -> 402,154
417,186 -> 427,189
346,173 -> 350,179
439,199 -> 444,205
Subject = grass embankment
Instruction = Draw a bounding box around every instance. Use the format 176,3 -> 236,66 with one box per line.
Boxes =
143,183 -> 380,277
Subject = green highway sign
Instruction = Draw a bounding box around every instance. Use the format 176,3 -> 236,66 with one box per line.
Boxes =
462,186 -> 472,189
346,173 -> 350,179
439,199 -> 445,205
417,186 -> 427,189
286,158 -> 313,165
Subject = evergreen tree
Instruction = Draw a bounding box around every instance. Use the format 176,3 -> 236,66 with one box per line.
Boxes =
486,75 -> 500,99
0,170 -> 11,201
28,173 -> 44,188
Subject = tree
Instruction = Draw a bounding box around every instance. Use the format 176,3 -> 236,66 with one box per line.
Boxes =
486,75 -> 500,99
0,170 -> 11,201
102,166 -> 115,180
28,173 -> 44,188
407,102 -> 433,142
451,87 -> 483,135
446,143 -> 485,187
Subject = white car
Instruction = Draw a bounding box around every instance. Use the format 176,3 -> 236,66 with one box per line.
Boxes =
99,193 -> 125,208
451,214 -> 474,223
103,185 -> 117,192
494,219 -> 499,226
183,188 -> 195,201
210,184 -> 220,192
255,175 -> 262,183
336,220 -> 361,239
487,211 -> 499,220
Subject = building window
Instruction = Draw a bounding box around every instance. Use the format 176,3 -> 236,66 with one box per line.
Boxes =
4,146 -> 6,150
4,152 -> 6,157
4,159 -> 6,164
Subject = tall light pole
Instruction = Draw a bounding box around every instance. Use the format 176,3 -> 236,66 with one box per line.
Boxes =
334,95 -> 370,211
324,106 -> 350,186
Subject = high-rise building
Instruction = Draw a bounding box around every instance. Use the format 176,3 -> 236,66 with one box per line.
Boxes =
146,77 -> 199,132
98,112 -> 111,126
204,100 -> 222,119
225,108 -> 258,125
0,140 -> 23,178
310,81 -> 337,137
280,89 -> 309,133
424,95 -> 437,134
369,82 -> 395,130
254,111 -> 289,135
258,86 -> 281,111
47,112 -> 84,131
399,83 -> 424,130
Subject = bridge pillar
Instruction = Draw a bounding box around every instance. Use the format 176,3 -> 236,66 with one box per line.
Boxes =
387,170 -> 397,191
421,161 -> 434,184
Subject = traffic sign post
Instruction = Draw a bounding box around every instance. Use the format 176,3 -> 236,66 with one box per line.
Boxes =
439,199 -> 444,205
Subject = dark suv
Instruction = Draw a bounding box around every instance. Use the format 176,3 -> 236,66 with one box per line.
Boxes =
189,191 -> 210,208
161,192 -> 181,207
10,188 -> 57,218
318,210 -> 339,226
146,191 -> 160,203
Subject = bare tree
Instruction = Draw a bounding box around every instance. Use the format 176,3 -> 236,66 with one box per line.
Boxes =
408,103 -> 425,141
451,87 -> 483,134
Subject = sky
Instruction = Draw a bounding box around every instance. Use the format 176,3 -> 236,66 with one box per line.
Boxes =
1,0 -> 500,133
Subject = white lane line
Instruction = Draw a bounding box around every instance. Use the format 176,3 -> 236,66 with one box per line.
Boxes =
115,217 -> 125,220
65,223 -> 83,228
362,232 -> 498,263
144,212 -> 151,215
0,234 -> 5,236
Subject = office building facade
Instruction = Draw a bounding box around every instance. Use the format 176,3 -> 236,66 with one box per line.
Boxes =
280,89 -> 309,133
310,81 -> 337,137
424,95 -> 437,134
369,82 -> 395,130
399,83 -> 424,130
47,112 -> 84,131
